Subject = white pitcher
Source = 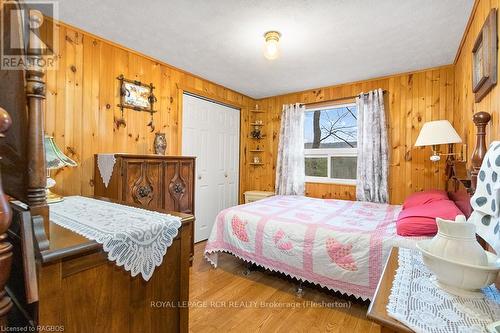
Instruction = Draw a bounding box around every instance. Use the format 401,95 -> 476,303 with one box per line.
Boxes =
427,215 -> 487,266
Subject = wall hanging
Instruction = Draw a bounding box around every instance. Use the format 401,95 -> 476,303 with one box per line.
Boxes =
472,9 -> 497,103
116,74 -> 158,132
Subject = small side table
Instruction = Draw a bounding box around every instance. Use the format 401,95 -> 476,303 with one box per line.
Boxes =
367,247 -> 413,333
244,190 -> 274,203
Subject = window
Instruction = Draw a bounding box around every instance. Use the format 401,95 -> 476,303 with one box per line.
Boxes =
304,102 -> 357,184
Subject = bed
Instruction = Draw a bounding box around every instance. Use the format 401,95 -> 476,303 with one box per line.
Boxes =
205,112 -> 492,301
205,196 -> 422,300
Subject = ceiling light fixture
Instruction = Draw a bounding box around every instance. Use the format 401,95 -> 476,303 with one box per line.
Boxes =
264,31 -> 281,60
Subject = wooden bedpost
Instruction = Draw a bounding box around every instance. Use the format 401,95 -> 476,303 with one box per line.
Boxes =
25,10 -> 49,237
470,112 -> 491,191
0,107 -> 13,327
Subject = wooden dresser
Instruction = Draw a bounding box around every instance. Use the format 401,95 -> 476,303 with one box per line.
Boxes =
94,154 -> 195,259
8,199 -> 194,333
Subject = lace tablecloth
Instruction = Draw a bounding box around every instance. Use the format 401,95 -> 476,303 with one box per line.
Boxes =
387,248 -> 500,333
50,196 -> 182,281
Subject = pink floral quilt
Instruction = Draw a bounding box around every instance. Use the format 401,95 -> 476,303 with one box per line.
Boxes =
205,195 -> 418,300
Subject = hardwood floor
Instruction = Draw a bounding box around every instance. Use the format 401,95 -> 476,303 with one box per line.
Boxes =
189,242 -> 381,332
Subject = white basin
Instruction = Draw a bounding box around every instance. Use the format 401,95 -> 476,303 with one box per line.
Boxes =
417,239 -> 500,296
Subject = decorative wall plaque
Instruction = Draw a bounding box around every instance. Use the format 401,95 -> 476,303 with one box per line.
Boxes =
116,74 -> 158,131
472,9 -> 497,103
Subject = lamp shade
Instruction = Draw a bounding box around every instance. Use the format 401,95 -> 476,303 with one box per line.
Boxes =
45,135 -> 77,170
414,120 -> 462,147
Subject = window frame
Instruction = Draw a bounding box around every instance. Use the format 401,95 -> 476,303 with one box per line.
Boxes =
304,102 -> 358,185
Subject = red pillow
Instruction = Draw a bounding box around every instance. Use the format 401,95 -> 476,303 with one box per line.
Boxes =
402,190 -> 449,210
396,200 -> 463,236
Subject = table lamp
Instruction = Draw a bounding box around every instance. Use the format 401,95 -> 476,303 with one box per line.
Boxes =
414,120 -> 465,162
45,135 -> 77,203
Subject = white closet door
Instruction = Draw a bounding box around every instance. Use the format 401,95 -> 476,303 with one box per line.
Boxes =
182,94 -> 240,243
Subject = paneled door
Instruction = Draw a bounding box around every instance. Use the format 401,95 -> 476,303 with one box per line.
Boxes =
182,93 -> 240,242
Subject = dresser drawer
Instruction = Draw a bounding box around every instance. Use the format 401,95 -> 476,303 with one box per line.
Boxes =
122,159 -> 163,209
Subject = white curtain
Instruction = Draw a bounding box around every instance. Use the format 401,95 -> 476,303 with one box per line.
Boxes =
275,103 -> 305,195
356,88 -> 389,203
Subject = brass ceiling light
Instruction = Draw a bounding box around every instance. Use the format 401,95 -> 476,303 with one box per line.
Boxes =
264,31 -> 281,60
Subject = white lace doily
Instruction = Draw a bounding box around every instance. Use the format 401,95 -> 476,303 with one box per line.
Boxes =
50,196 -> 182,281
387,248 -> 500,333
97,154 -> 116,188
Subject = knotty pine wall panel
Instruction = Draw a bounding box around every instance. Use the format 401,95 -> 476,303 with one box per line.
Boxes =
41,21 -> 255,197
454,0 -> 499,161
246,66 -> 455,204
42,20 -> 458,205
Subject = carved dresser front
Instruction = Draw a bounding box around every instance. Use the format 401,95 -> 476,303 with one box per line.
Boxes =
94,154 -> 195,259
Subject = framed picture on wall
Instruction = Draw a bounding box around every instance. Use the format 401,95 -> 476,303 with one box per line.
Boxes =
117,74 -> 156,112
115,74 -> 158,131
472,8 -> 497,103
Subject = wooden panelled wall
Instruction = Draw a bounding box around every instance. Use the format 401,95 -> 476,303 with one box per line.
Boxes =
244,66 -> 455,204
40,20 -> 255,198
454,0 -> 500,158
44,7 -> 492,206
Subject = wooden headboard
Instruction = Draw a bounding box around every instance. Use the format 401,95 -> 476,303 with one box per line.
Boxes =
447,112 -> 491,217
470,112 -> 492,191
447,111 -> 495,257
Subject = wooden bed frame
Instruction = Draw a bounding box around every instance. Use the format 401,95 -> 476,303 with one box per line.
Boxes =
0,2 -> 193,331
447,111 -> 492,217
447,111 -> 495,255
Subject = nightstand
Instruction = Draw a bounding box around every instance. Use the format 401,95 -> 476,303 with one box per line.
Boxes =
244,190 -> 275,203
367,247 -> 413,333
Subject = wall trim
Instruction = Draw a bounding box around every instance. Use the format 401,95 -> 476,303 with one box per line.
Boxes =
453,0 -> 481,64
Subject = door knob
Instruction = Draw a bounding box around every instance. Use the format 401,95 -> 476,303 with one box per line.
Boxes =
224,173 -> 228,178
198,175 -> 202,180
